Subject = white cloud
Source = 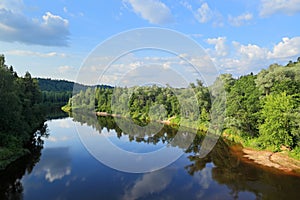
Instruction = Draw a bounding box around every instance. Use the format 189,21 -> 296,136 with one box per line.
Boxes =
233,42 -> 268,60
182,1 -> 223,27
206,37 -> 229,57
0,0 -> 23,13
63,6 -> 68,13
63,6 -> 84,18
5,50 -> 66,57
58,65 -> 75,74
33,148 -> 71,183
195,3 -> 213,23
0,0 -> 69,46
218,42 -> 268,74
47,135 -> 70,142
122,170 -> 172,200
207,36 -> 300,75
180,0 -> 192,10
124,0 -> 173,24
260,0 -> 300,16
228,13 -> 253,26
268,37 -> 300,59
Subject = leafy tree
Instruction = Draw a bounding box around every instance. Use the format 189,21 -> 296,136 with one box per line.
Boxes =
0,55 -> 47,169
225,74 -> 260,136
259,92 -> 299,150
256,63 -> 300,96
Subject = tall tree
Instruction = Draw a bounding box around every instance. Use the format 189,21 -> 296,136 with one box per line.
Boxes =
259,92 -> 300,150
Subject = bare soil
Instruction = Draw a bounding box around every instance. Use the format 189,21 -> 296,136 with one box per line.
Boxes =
230,145 -> 300,176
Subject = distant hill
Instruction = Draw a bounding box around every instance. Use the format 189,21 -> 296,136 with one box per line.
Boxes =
36,78 -> 113,106
37,78 -> 113,93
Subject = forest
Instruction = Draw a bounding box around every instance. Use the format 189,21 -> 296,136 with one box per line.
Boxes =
0,54 -> 114,169
38,78 -> 112,106
63,58 -> 300,159
0,55 -> 48,169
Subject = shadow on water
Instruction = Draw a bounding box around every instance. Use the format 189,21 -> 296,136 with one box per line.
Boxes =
0,107 -> 66,199
0,124 -> 47,200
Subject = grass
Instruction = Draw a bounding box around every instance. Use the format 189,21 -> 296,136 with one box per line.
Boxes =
289,146 -> 300,160
222,128 -> 300,161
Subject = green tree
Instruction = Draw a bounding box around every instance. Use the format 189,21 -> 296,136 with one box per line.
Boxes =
259,92 -> 299,150
225,74 -> 260,137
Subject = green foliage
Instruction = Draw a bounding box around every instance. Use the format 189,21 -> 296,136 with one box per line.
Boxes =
0,54 -> 46,169
258,92 -> 299,151
63,57 -> 300,157
225,74 -> 260,137
37,78 -> 112,106
256,62 -> 300,96
289,146 -> 300,160
65,80 -> 211,130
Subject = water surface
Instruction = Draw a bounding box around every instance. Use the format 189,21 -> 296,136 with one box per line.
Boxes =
1,116 -> 300,200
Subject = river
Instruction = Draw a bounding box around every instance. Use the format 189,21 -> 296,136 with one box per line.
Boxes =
0,116 -> 299,200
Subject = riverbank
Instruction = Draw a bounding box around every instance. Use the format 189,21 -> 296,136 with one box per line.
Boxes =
95,112 -> 300,175
65,108 -> 300,175
229,144 -> 300,176
95,111 -> 174,125
99,110 -> 300,175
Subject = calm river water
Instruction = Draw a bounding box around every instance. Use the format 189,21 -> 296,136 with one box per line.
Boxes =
1,116 -> 300,200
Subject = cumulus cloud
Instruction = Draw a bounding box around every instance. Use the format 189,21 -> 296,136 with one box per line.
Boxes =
207,36 -> 300,75
268,37 -> 300,59
206,37 -> 229,57
124,0 -> 173,24
228,13 -> 253,26
122,170 -> 172,200
195,3 -> 213,23
0,0 -> 69,46
33,147 -> 71,182
260,0 -> 300,16
182,1 -> 223,27
233,42 -> 268,60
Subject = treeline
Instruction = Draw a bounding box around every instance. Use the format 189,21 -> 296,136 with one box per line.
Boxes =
38,78 -> 76,106
63,81 -> 211,130
0,55 -> 46,169
38,78 -> 112,106
63,58 -> 300,156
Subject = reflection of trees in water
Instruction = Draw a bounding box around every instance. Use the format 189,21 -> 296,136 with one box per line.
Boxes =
71,113 -> 300,199
0,124 -> 48,200
185,139 -> 300,200
71,112 -> 197,149
44,106 -> 69,120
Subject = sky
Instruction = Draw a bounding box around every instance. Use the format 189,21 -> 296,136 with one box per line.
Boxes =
1,0 -> 300,85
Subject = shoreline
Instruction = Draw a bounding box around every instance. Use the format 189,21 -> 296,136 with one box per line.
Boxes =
95,111 -> 174,125
71,110 -> 300,176
229,144 -> 300,177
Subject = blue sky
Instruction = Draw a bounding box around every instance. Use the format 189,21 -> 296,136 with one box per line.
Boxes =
1,0 -> 300,84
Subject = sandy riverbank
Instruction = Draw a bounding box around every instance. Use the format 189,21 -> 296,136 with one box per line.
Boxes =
230,145 -> 300,176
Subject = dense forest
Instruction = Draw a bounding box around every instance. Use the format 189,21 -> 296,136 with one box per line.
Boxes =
63,58 -> 300,158
38,78 -> 73,106
38,78 -> 112,106
0,55 -> 48,169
